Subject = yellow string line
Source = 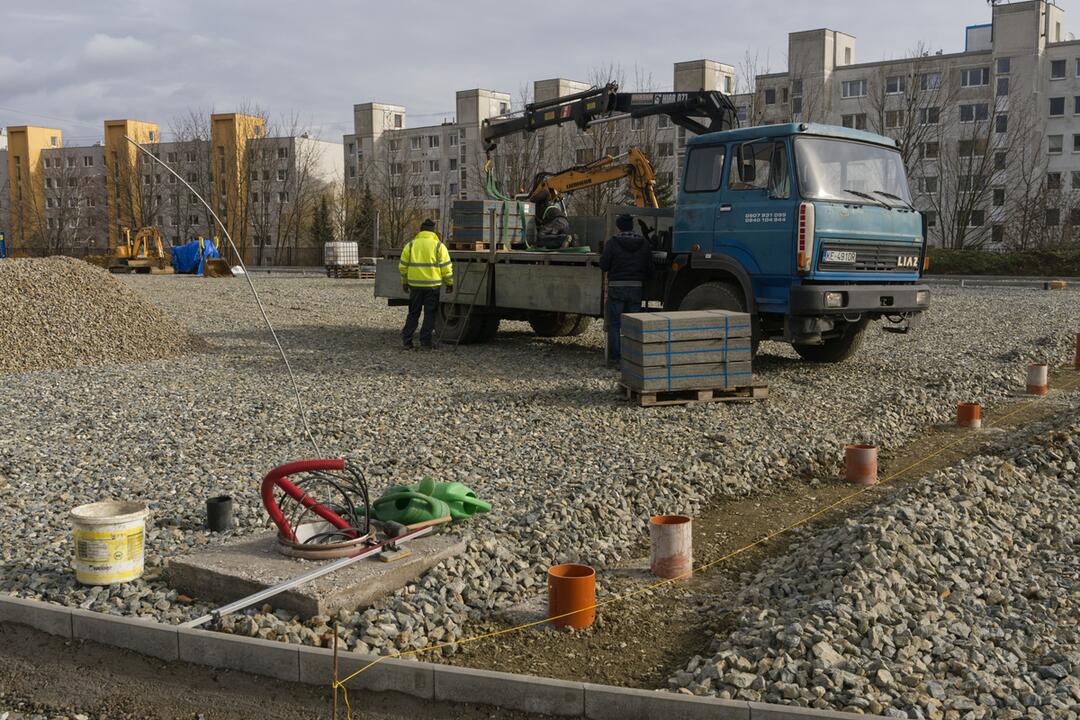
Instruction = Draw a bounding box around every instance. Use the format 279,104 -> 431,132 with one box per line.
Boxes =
332,365 -> 1079,717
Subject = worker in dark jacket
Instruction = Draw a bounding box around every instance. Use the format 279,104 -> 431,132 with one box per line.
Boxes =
532,190 -> 573,249
600,214 -> 652,366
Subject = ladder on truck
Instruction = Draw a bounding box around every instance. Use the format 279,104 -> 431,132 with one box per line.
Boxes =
436,205 -> 510,349
436,260 -> 491,350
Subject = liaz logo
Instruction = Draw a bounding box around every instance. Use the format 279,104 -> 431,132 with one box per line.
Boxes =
897,256 -> 919,269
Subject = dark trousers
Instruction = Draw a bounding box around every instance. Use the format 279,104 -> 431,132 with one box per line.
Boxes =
607,285 -> 643,361
402,287 -> 441,347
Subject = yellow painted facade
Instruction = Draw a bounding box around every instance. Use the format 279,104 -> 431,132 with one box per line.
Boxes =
103,119 -> 160,250
210,113 -> 265,262
5,125 -> 62,253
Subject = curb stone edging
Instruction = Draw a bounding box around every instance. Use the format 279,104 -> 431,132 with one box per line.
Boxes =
0,594 -> 889,720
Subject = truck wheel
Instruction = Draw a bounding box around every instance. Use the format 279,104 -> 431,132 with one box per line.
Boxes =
436,303 -> 480,345
567,316 -> 593,336
473,315 -> 501,343
677,282 -> 759,356
793,323 -> 866,363
529,312 -> 583,337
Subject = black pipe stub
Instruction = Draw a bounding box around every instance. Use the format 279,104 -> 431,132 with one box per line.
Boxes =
206,495 -> 234,532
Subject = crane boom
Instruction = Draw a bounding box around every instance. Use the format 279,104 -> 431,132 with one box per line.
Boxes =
529,147 -> 659,208
481,82 -> 739,152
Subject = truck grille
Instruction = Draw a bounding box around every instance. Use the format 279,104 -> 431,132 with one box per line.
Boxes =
818,242 -> 919,273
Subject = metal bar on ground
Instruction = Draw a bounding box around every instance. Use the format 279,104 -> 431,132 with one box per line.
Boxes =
181,525 -> 433,628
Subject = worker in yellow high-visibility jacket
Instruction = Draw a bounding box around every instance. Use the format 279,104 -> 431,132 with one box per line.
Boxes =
399,219 -> 454,350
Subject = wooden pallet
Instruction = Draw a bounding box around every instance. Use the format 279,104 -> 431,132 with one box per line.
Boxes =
327,265 -> 361,279
619,382 -> 768,407
448,242 -> 491,252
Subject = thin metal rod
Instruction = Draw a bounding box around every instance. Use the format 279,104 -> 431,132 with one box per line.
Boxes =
333,620 -> 340,719
181,525 -> 433,628
122,135 -> 321,456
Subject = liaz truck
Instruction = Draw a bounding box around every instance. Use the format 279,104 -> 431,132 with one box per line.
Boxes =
375,84 -> 929,362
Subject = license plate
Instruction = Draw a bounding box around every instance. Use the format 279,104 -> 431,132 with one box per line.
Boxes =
823,250 -> 857,264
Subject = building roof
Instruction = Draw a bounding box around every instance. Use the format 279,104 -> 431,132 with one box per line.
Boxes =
687,122 -> 900,148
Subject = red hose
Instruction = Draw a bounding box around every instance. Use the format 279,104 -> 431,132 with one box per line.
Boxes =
260,459 -> 353,542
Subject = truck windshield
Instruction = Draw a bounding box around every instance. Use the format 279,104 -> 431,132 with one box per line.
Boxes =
795,137 -> 912,205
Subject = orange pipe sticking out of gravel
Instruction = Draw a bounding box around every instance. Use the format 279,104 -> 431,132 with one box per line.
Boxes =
845,444 -> 878,486
1074,332 -> 1079,369
548,564 -> 596,629
1026,363 -> 1049,396
956,402 -> 983,429
649,515 -> 693,580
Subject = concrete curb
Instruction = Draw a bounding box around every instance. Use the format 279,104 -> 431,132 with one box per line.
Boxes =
0,594 -> 887,720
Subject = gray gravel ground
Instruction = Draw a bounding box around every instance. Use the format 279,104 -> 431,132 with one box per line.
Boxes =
669,409 -> 1080,720
0,275 -> 1076,680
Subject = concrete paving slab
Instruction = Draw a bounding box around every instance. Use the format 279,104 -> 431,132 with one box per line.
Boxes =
164,531 -> 464,617
72,609 -> 179,661
299,645 -> 434,700
435,664 -> 584,716
0,594 -> 72,637
584,684 -> 749,720
178,627 -> 299,681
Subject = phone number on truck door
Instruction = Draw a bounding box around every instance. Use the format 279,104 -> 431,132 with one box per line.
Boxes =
744,212 -> 788,224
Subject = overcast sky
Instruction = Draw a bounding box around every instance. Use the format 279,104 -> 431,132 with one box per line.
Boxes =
0,0 -> 1007,145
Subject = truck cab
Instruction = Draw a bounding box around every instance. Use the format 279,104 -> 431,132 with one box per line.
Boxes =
668,123 -> 929,362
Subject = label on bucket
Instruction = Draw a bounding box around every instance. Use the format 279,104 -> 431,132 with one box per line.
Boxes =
73,527 -> 144,584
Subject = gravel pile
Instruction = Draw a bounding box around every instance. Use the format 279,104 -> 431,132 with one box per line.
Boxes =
0,257 -> 200,373
0,278 -> 1076,666
669,412 -> 1080,719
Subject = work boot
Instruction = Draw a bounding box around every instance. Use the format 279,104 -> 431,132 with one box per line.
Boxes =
419,344 -> 436,352
401,342 -> 415,351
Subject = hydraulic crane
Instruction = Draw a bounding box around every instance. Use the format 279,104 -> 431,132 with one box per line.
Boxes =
480,82 -> 739,153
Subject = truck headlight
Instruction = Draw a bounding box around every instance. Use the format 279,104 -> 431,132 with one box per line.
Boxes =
916,290 -> 929,305
824,291 -> 844,308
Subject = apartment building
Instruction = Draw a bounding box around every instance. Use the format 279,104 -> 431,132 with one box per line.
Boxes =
0,128 -> 9,246
3,115 -> 342,263
746,0 -> 1076,249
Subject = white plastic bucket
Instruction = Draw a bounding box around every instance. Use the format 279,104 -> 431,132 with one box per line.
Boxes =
70,501 -> 148,585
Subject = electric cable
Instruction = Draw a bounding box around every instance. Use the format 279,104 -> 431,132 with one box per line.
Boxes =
123,135 -> 321,456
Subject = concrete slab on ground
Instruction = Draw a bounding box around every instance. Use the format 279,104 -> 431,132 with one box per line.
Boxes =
164,531 -> 464,617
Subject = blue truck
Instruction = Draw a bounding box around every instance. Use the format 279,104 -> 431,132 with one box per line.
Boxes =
375,85 -> 929,362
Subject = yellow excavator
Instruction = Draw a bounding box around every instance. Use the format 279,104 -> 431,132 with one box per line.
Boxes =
528,147 -> 660,209
109,227 -> 173,274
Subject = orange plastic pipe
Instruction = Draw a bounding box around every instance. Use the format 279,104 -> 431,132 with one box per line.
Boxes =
845,444 -> 878,486
649,515 -> 693,580
956,402 -> 982,428
548,563 -> 596,629
1074,332 -> 1079,369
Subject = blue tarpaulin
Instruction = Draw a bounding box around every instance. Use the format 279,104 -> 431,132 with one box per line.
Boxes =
171,239 -> 221,275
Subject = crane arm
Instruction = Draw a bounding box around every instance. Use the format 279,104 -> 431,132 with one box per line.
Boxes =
481,82 -> 739,152
530,147 -> 659,208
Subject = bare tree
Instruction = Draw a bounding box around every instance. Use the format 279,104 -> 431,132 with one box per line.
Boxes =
373,117 -> 426,248
736,50 -> 772,126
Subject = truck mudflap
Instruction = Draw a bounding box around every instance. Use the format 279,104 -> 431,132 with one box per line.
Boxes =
788,283 -> 930,316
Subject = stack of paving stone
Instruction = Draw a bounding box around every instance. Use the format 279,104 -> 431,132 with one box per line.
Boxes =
450,200 -> 535,250
620,310 -> 754,398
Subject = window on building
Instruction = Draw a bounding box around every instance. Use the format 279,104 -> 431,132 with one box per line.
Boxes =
994,151 -> 1007,171
276,147 -> 288,159
792,79 -> 804,96
575,148 -> 595,164
449,182 -> 458,195
449,157 -> 458,171
1048,172 -> 1062,189
922,141 -> 940,159
657,115 -> 671,129
429,184 -> 440,197
278,191 -> 288,203
841,80 -> 867,98
393,114 -> 403,128
993,188 -> 1005,206
844,47 -> 852,65
1074,97 -> 1080,115
262,169 -> 270,181
658,142 -> 675,157
991,224 -> 1005,245
499,102 -> 509,115
958,139 -> 987,157
792,97 -> 803,115
81,155 -> 93,167
1046,208 -> 1060,226
409,137 -> 422,150
425,159 -> 438,172
841,113 -> 867,130
997,57 -> 1011,75
920,72 -> 942,90
252,192 -> 259,203
997,77 -> 1010,97
43,157 -> 52,169
388,139 -> 401,152
1050,97 -> 1066,116
1073,171 -> 1080,189
918,107 -> 940,125
761,87 -> 775,105
448,134 -> 458,147
918,176 -> 939,194
45,178 -> 54,189
410,159 -> 422,174
390,162 -> 402,175
924,210 -> 937,228
66,156 -> 76,168
885,110 -> 905,129
968,209 -> 985,227
46,198 -> 55,209
428,135 -> 440,149
725,76 -> 734,93
886,76 -> 906,95
960,68 -> 990,87
995,115 -> 1008,134
50,136 -> 58,146
1049,135 -> 1064,154
1051,59 -> 1067,80
960,103 -> 989,122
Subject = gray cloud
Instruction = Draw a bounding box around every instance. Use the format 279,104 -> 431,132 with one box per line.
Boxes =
0,0 -> 998,143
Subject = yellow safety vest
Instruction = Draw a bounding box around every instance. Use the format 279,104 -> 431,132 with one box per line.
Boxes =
399,231 -> 453,288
